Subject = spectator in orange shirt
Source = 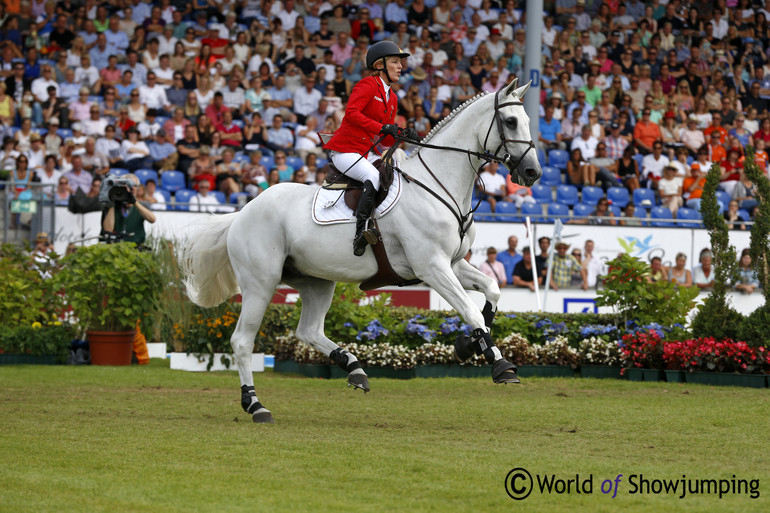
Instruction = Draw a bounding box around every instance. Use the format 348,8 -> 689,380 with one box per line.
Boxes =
707,131 -> 726,163
702,112 -> 728,145
684,152 -> 709,209
633,108 -> 662,154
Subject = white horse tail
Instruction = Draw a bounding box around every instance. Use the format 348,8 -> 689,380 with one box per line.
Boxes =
179,213 -> 240,308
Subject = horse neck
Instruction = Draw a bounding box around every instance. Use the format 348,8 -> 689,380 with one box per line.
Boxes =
402,99 -> 490,207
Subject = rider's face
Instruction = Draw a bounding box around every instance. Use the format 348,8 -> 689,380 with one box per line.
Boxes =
380,56 -> 403,81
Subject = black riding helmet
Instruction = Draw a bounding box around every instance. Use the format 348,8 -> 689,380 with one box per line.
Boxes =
366,41 -> 410,71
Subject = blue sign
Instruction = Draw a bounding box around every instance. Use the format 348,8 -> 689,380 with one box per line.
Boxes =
563,298 -> 597,313
530,69 -> 540,88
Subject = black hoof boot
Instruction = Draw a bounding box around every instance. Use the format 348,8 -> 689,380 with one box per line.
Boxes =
454,334 -> 478,362
492,359 -> 520,384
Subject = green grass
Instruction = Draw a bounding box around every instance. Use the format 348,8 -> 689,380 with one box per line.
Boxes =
1,361 -> 768,513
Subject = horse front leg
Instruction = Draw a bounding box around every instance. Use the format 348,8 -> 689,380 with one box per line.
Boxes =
417,261 -> 519,384
286,277 -> 370,392
453,258 -> 500,329
451,258 -> 504,363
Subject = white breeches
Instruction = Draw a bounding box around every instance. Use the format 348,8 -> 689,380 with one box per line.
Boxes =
330,151 -> 381,190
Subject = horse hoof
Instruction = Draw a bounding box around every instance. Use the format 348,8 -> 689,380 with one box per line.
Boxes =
492,359 -> 521,384
347,371 -> 370,393
252,408 -> 275,423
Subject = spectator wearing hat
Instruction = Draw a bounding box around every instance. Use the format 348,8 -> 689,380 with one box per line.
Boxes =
43,117 -> 62,156
550,241 -> 587,291
427,34 -> 449,68
603,121 -> 629,160
120,126 -> 152,172
601,31 -> 625,62
680,115 -> 705,154
480,247 -> 507,287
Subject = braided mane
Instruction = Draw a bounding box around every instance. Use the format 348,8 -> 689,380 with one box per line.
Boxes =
405,91 -> 492,159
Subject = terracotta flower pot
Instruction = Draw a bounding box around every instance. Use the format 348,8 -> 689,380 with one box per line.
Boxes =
87,330 -> 135,366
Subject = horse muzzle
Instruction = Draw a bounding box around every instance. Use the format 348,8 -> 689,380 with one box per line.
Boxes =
503,155 -> 541,187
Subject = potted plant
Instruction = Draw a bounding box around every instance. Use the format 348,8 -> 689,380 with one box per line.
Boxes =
620,329 -> 665,381
53,242 -> 162,365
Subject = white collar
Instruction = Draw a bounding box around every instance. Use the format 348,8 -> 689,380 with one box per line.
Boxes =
379,76 -> 391,96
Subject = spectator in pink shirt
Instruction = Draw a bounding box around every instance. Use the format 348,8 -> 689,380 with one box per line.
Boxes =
329,32 -> 353,66
480,247 -> 507,286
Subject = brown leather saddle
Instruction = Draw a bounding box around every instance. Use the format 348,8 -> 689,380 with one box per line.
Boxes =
321,157 -> 420,291
322,158 -> 395,211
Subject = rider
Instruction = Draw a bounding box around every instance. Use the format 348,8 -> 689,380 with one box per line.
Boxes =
324,41 -> 419,256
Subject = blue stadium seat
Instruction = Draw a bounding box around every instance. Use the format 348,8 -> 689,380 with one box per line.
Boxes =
260,155 -> 275,170
316,158 -> 329,168
135,169 -> 158,185
737,209 -> 751,221
156,188 -> 171,203
230,192 -> 250,205
110,168 -> 129,176
633,187 -> 656,207
546,203 -> 570,223
233,154 -> 250,164
474,200 -> 494,222
581,185 -> 604,205
536,148 -> 547,166
556,184 -> 579,205
540,165 -> 561,186
520,202 -> 543,221
547,149 -> 569,169
676,207 -> 702,227
286,155 -> 304,170
56,128 -> 73,139
573,203 -> 593,218
161,170 -> 186,192
650,206 -> 675,227
715,190 -> 731,208
173,189 -> 197,211
530,184 -> 553,204
633,153 -> 644,170
607,186 -> 630,208
494,201 -> 519,222
211,191 -> 226,204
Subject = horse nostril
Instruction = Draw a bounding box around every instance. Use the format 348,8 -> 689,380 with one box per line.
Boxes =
525,168 -> 537,179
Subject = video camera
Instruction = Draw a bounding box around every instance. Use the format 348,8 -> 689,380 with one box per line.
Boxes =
99,173 -> 136,208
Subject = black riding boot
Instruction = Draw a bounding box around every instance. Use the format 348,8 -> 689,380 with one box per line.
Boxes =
353,180 -> 379,256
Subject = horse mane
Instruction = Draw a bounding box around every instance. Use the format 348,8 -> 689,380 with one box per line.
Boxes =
405,91 -> 492,159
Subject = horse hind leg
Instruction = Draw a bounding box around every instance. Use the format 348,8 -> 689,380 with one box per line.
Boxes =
233,287 -> 279,423
286,277 -> 370,392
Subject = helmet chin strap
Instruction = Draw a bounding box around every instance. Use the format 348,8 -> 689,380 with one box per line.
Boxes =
377,62 -> 396,85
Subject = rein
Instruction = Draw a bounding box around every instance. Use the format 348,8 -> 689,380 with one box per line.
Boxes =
397,88 -> 536,241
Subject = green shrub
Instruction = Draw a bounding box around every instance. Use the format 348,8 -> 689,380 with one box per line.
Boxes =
691,161 -> 742,339
0,325 -> 73,361
737,305 -> 770,348
595,253 -> 699,327
0,243 -> 64,326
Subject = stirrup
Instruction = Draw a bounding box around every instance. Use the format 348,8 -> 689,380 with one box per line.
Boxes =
362,227 -> 380,245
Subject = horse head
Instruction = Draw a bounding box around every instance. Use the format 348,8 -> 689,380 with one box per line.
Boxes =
491,78 -> 542,187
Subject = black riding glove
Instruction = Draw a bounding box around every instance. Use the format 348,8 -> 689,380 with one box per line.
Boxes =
380,124 -> 400,137
405,127 -> 420,141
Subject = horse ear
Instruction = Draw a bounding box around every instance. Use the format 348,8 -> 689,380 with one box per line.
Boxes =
512,80 -> 532,99
504,77 -> 519,96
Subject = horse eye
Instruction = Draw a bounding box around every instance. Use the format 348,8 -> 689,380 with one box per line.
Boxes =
505,117 -> 517,130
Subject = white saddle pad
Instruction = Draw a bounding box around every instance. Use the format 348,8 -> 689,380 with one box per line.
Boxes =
312,171 -> 403,225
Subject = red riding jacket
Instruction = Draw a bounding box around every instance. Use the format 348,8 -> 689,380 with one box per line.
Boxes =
324,75 -> 398,156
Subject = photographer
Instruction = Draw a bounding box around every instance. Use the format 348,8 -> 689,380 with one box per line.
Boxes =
101,174 -> 156,245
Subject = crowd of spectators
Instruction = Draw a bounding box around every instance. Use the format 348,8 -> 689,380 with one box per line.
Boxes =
0,0 -> 768,217
482,234 -> 760,292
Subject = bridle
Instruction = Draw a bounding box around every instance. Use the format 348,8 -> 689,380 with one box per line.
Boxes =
396,87 -> 536,241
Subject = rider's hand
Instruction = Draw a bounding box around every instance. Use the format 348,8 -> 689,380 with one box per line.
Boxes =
405,127 -> 420,141
380,124 -> 400,137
